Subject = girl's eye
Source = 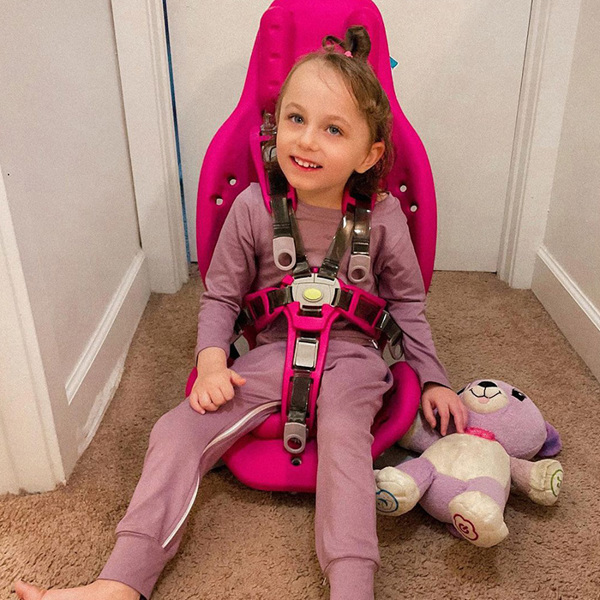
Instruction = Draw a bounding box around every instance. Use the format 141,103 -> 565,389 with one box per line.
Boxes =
289,114 -> 303,124
328,125 -> 342,136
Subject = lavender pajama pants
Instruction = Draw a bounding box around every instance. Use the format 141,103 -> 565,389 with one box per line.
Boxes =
97,339 -> 393,599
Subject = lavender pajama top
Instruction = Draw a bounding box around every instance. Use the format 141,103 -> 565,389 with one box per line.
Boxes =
195,183 -> 450,390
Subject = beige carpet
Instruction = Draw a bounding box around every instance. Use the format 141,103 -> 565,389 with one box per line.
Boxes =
2,271 -> 600,600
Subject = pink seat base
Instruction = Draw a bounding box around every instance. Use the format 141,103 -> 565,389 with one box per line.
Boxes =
185,361 -> 420,493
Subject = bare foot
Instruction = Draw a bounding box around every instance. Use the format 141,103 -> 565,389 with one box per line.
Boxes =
14,579 -> 140,600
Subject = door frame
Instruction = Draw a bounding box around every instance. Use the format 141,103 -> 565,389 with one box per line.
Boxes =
111,0 -> 188,294
0,168 -> 66,493
498,0 -> 581,288
112,0 -> 581,290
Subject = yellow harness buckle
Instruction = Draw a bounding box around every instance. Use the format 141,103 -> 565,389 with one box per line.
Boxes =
303,288 -> 323,302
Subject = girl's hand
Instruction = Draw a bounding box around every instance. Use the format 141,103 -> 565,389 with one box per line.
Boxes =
421,382 -> 469,436
189,368 -> 246,415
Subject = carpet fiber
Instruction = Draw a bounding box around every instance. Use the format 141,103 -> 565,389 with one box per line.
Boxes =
2,271 -> 599,599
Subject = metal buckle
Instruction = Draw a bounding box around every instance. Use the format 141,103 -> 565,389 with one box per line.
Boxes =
293,337 -> 319,370
283,422 -> 307,454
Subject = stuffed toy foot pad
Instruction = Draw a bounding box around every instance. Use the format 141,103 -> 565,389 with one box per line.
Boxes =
448,491 -> 509,548
528,459 -> 563,506
374,467 -> 420,516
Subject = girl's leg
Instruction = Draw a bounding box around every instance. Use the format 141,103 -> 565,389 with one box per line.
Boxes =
97,341 -> 287,599
16,341 -> 287,600
314,341 -> 393,600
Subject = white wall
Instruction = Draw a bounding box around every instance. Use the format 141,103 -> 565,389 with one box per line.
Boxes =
169,0 -> 532,271
0,1 -> 151,492
532,0 -> 600,382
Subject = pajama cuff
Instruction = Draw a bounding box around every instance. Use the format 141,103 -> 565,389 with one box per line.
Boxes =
97,532 -> 169,600
324,557 -> 378,600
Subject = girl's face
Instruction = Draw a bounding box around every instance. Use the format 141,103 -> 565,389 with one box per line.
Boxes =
276,60 -> 384,208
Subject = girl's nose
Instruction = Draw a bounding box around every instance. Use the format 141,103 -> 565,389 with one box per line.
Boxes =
298,126 -> 318,151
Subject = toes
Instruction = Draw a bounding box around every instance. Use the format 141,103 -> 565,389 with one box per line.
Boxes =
13,580 -> 47,600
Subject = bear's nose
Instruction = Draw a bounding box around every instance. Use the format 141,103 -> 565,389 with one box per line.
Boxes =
479,381 -> 497,388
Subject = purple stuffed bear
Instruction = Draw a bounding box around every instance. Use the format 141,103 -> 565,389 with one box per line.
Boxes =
375,379 -> 564,547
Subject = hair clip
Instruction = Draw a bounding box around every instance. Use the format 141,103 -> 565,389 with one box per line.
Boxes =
344,50 -> 353,58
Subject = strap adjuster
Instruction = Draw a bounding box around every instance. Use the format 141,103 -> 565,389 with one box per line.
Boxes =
376,310 -> 404,358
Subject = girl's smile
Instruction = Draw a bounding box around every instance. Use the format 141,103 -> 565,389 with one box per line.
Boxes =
290,155 -> 323,170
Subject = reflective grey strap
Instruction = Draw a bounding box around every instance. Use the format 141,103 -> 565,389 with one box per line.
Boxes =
288,373 -> 313,423
288,209 -> 311,276
232,288 -> 290,337
375,310 -> 404,351
318,205 -> 355,279
351,193 -> 372,257
283,373 -> 312,454
270,194 -> 293,240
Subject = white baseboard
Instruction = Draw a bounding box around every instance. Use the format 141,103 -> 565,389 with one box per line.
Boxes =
65,250 -> 151,471
77,346 -> 129,458
532,246 -> 600,383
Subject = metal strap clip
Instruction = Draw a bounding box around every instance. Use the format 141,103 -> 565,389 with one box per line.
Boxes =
283,421 -> 307,454
376,310 -> 404,358
293,337 -> 319,370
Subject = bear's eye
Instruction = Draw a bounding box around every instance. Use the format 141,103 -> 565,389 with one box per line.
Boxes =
511,389 -> 526,401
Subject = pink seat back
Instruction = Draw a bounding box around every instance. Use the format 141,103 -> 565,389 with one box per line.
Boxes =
196,0 -> 438,292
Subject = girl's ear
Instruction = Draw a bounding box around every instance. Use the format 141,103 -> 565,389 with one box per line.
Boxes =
356,141 -> 385,173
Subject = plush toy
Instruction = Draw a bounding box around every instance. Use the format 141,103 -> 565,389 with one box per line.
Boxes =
375,379 -> 564,547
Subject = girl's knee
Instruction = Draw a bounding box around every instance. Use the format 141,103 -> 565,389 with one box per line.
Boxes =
149,400 -> 196,443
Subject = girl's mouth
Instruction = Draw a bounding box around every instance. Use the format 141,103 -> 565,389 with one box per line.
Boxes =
291,156 -> 322,171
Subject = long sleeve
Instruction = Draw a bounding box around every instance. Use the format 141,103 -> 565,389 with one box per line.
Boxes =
194,190 -> 257,363
375,209 -> 451,390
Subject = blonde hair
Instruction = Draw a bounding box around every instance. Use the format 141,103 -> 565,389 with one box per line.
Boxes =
274,26 -> 394,197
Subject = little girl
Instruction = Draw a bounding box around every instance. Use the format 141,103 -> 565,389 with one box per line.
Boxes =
15,25 -> 467,600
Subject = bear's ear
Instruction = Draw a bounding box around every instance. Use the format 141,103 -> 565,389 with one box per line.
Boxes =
536,422 -> 562,457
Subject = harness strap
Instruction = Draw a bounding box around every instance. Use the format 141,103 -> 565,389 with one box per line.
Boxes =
374,310 -> 403,348
234,285 -> 403,351
268,168 -> 302,272
348,194 -> 372,283
317,204 -> 355,279
288,208 -> 311,277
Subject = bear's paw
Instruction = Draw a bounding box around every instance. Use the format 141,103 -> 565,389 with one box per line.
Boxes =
374,467 -> 420,516
448,491 -> 508,548
528,459 -> 563,505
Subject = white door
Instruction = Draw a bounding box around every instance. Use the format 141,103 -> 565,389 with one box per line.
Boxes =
166,0 -> 532,271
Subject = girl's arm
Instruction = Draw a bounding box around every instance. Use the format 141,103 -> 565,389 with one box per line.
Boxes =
375,203 -> 467,433
194,188 -> 258,366
376,214 -> 450,391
